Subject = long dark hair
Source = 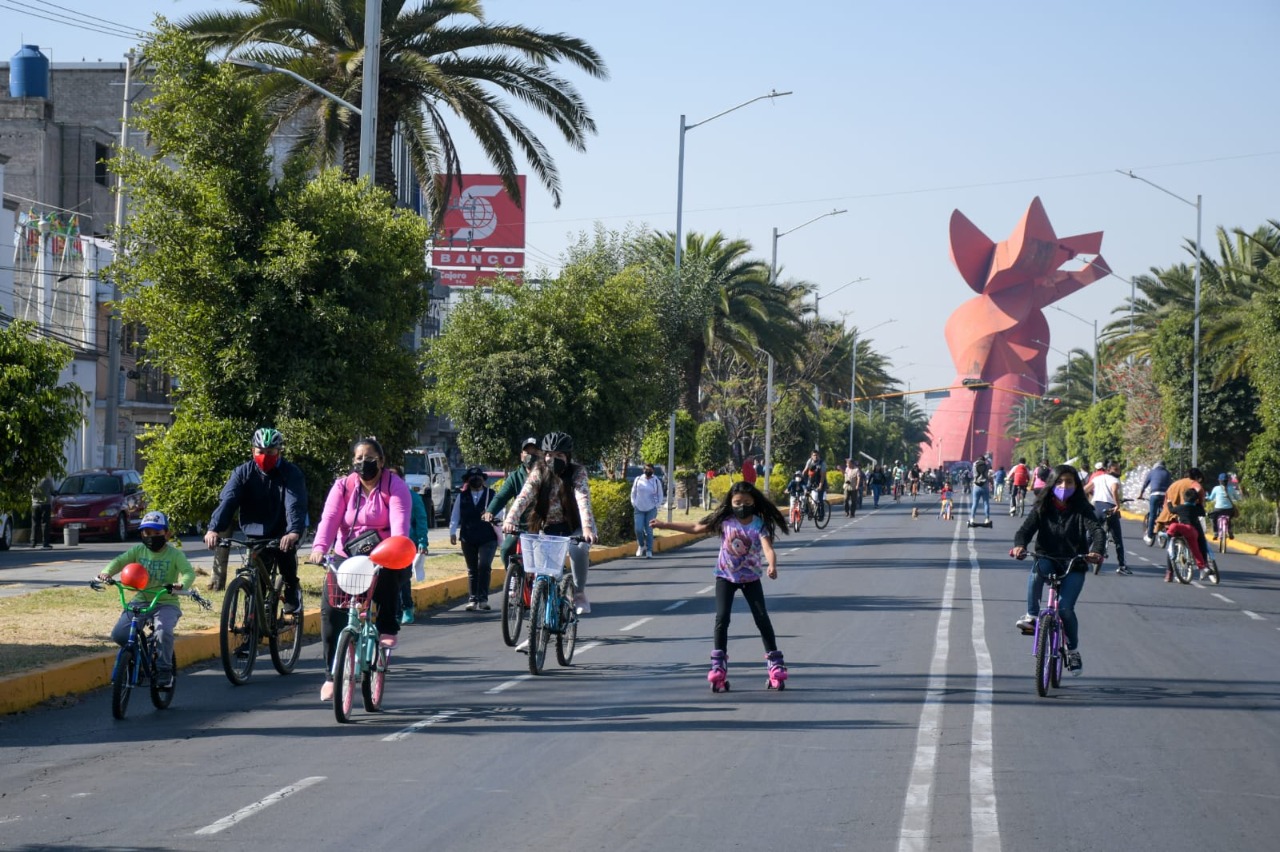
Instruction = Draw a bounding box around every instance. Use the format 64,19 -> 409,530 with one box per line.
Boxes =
1033,464 -> 1093,514
702,481 -> 789,538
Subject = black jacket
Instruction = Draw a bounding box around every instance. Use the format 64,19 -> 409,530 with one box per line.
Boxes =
209,460 -> 307,537
1013,498 -> 1104,562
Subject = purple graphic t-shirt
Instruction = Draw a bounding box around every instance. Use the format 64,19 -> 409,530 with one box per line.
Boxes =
716,515 -> 769,583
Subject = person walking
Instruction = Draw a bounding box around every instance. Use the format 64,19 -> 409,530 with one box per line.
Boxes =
630,463 -> 665,558
741,456 -> 758,486
968,457 -> 992,526
842,459 -> 862,518
450,466 -> 499,611
651,481 -> 791,690
30,473 -> 55,549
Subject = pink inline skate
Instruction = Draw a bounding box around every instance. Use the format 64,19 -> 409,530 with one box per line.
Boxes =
708,649 -> 729,693
766,650 -> 788,690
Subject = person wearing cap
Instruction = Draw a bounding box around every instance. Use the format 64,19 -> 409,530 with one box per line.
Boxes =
451,466 -> 499,610
96,511 -> 196,688
484,437 -> 541,572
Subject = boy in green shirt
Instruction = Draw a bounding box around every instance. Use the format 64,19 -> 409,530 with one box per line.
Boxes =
97,511 -> 196,687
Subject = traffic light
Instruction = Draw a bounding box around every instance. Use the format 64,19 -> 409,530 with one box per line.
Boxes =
961,378 -> 990,390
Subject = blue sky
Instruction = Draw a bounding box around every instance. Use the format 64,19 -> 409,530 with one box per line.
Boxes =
8,0 -> 1278,402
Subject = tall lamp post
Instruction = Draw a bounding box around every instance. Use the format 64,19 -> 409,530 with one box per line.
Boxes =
770,209 -> 846,287
752,347 -> 776,496
667,90 -> 792,520
1048,306 -> 1098,403
812,276 -> 869,449
849,318 -> 896,460
1119,169 -> 1202,466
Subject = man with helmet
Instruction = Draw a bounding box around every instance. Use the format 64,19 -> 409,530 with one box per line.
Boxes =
501,432 -> 598,627
204,427 -> 307,611
484,436 -> 541,571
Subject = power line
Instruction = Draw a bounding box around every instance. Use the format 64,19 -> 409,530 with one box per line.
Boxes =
0,0 -> 141,40
37,1 -> 147,35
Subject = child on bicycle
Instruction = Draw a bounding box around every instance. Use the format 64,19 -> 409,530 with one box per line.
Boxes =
1164,487 -> 1210,581
96,511 -> 195,688
652,481 -> 791,689
785,470 -> 807,518
939,481 -> 953,520
1206,473 -> 1238,540
1009,465 -> 1105,676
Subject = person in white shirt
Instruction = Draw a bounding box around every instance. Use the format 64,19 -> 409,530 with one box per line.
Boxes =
630,464 -> 665,557
1084,460 -> 1129,575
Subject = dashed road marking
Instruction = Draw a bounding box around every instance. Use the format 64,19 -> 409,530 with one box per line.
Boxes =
1211,593 -> 1235,604
697,585 -> 715,595
620,617 -> 652,632
194,777 -> 326,835
383,710 -> 459,742
662,600 -> 688,611
1243,610 -> 1265,621
485,675 -> 533,694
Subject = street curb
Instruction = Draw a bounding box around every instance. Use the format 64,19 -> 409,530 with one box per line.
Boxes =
0,531 -> 707,716
1118,508 -> 1279,560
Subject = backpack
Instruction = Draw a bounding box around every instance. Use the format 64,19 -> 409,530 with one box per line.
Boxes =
1035,465 -> 1051,484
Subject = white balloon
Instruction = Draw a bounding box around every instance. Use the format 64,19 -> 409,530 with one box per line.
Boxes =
336,554 -> 377,595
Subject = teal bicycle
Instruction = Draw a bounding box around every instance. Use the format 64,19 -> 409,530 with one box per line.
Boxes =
327,555 -> 392,723
90,575 -> 210,720
520,533 -> 581,676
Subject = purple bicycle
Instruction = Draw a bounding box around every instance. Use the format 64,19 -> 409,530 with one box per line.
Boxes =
1027,553 -> 1088,698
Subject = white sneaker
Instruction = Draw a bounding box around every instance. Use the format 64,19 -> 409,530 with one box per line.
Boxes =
515,638 -> 529,653
636,546 -> 645,557
464,601 -> 477,611
573,591 -> 591,615
1143,535 -> 1153,546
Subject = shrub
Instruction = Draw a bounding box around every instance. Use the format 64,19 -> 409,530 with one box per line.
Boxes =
589,478 -> 632,546
1235,497 -> 1274,535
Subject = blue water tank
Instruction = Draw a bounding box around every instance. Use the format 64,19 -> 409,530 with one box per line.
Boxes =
10,44 -> 50,99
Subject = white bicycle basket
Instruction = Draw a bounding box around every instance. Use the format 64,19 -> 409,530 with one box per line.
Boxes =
520,533 -> 571,577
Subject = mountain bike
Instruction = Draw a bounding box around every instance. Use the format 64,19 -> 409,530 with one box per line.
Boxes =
327,554 -> 398,723
1019,553 -> 1088,698
90,577 -> 211,719
217,537 -> 303,685
520,533 -> 582,675
501,536 -> 531,647
805,487 -> 830,529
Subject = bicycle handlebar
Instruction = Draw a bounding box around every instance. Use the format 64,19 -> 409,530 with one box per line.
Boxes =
216,536 -> 282,551
90,578 -> 213,611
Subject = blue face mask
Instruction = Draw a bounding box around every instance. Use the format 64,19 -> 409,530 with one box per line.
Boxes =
1053,484 -> 1075,502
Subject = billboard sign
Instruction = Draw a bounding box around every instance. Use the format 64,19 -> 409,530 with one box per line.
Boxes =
435,174 -> 526,250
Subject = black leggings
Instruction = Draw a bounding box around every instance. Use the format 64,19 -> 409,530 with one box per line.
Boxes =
714,576 -> 778,653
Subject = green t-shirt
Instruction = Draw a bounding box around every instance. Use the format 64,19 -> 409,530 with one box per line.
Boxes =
104,543 -> 197,607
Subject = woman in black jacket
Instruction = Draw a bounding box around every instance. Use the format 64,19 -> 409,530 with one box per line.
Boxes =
1010,464 -> 1105,676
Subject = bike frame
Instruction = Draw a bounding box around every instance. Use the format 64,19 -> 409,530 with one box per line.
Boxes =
109,583 -> 164,687
235,541 -> 282,639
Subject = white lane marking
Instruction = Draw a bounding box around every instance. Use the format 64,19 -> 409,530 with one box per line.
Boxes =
575,641 -> 602,654
697,585 -> 715,595
382,710 -> 459,742
897,519 -> 958,851
662,600 -> 688,611
486,675 -> 533,694
966,530 -> 1002,850
1212,593 -> 1235,604
194,777 -> 325,835
1243,610 -> 1265,621
1191,581 -> 1205,588
620,617 -> 653,632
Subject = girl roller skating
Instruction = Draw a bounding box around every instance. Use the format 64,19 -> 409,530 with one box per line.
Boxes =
652,481 -> 790,692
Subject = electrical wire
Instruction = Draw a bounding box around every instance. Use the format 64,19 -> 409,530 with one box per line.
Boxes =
35,0 -> 147,35
0,1 -> 141,40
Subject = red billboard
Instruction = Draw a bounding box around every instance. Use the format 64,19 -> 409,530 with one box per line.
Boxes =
433,268 -> 522,288
435,174 -> 526,250
431,249 -> 525,269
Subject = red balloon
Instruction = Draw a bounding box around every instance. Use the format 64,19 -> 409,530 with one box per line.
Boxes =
119,562 -> 151,590
369,534 -> 415,570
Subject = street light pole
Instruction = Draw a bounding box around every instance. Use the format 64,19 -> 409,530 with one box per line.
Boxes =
359,0 -> 382,184
103,48 -> 135,469
1048,306 -> 1099,403
668,90 -> 792,520
1119,169 -> 1202,466
770,209 -> 847,287
848,317 -> 896,460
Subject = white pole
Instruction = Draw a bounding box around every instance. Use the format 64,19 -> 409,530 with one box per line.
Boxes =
848,333 -> 857,461
104,49 -> 134,469
666,114 -> 687,521
358,0 -> 381,183
764,352 -> 774,496
1192,194 -> 1202,467
1092,319 -> 1098,404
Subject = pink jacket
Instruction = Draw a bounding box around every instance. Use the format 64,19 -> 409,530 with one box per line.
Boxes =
313,469 -> 412,557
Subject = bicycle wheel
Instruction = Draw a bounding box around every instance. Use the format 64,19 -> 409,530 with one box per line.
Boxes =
813,497 -> 829,529
218,576 -> 258,685
333,630 -> 358,723
1171,539 -> 1194,584
1217,517 -> 1228,554
362,644 -> 387,712
500,565 -> 526,647
527,582 -> 549,675
1034,613 -> 1053,698
111,647 -> 135,720
268,574 -> 302,675
556,579 -> 578,666
791,505 -> 803,533
149,637 -> 176,710
1049,623 -> 1063,689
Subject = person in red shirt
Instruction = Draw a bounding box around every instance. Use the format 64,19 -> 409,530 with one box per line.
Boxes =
742,457 -> 758,485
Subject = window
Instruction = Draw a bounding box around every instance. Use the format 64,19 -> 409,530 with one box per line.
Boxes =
94,143 -> 110,186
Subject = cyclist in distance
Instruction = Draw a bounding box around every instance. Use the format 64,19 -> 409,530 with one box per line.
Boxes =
1008,457 -> 1031,515
1205,473 -> 1239,541
1164,487 -> 1211,581
484,436 -> 541,570
785,470 -> 807,518
1010,464 -> 1105,676
1084,459 -> 1130,575
802,450 -> 827,502
1137,460 -> 1172,546
205,427 -> 307,607
1154,468 -> 1209,563
500,432 -> 598,617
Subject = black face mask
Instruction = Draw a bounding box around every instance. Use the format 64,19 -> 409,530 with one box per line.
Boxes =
469,477 -> 485,490
143,535 -> 167,552
551,458 -> 568,477
732,505 -> 754,520
522,453 -> 537,470
354,459 -> 379,480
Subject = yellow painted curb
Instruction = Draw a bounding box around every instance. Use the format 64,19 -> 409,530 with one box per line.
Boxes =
0,533 -> 712,716
1119,508 -> 1280,559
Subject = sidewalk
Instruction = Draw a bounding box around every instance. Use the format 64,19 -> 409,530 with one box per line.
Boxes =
0,530 -> 709,716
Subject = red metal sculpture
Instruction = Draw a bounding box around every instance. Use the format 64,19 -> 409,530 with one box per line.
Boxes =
922,197 -> 1108,468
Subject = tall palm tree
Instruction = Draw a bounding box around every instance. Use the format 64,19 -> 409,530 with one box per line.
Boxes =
178,0 -> 607,212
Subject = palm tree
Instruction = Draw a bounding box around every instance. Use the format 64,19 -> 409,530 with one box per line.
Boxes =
178,0 -> 607,211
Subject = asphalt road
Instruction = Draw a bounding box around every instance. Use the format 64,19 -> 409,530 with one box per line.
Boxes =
2,499 -> 1278,851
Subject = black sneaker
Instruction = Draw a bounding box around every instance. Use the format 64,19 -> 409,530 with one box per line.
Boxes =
1115,565 -> 1133,575
1066,651 -> 1083,676
157,672 -> 175,689
283,583 -> 302,614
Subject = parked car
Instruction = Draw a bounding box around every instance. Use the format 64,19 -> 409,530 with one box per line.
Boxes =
0,511 -> 12,550
402,447 -> 452,525
51,469 -> 147,541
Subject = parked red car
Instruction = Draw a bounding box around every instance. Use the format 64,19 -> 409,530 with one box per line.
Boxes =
51,469 -> 147,541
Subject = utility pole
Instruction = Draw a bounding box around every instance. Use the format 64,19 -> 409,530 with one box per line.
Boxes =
104,49 -> 135,469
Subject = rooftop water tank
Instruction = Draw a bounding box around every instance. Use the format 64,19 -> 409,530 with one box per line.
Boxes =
10,44 -> 50,99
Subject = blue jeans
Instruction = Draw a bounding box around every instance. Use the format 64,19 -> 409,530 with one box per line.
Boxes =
971,486 -> 990,520
871,483 -> 882,506
1146,494 -> 1164,538
1026,560 -> 1086,650
634,507 -> 657,553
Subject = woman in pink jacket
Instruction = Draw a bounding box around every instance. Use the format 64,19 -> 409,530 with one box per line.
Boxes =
307,437 -> 412,702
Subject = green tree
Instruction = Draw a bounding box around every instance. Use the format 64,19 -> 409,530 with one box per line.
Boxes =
109,27 -> 432,512
0,322 -> 88,513
178,0 -> 607,208
641,411 -> 696,469
694,420 -> 730,471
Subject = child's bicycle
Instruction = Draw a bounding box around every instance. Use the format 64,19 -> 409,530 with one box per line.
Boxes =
520,533 -> 582,676
216,537 -> 304,685
1016,552 -> 1090,698
325,555 -> 390,723
789,496 -> 804,532
90,575 -> 211,720
1212,510 -> 1234,554
939,494 -> 953,520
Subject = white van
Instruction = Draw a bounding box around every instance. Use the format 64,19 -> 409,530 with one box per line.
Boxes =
403,448 -> 452,525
